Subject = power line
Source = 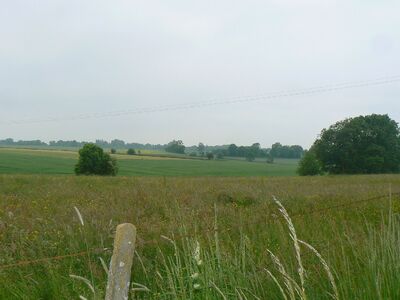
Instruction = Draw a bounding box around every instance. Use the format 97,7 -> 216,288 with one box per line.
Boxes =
2,75 -> 400,125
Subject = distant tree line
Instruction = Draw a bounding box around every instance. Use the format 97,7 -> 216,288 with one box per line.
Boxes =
94,139 -> 165,150
213,142 -> 304,160
0,138 -> 47,146
185,143 -> 230,155
0,138 -> 166,151
165,140 -> 185,154
0,138 -> 304,160
270,143 -> 304,159
224,143 -> 268,159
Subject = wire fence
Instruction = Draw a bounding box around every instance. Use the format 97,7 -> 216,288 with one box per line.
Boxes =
0,190 -> 398,271
0,248 -> 107,270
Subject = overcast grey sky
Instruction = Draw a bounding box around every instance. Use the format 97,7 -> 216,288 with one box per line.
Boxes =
1,0 -> 399,147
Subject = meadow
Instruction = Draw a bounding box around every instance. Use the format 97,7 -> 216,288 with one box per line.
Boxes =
1,174 -> 400,299
0,148 -> 298,177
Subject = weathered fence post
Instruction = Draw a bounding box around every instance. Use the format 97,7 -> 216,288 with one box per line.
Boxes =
105,223 -> 136,300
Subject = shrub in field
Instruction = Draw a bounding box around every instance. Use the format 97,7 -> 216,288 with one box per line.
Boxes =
127,148 -> 136,155
110,148 -> 116,154
74,143 -> 118,176
297,150 -> 323,176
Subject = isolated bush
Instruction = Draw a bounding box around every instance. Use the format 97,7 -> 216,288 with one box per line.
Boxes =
110,148 -> 116,154
297,150 -> 322,176
206,152 -> 214,160
75,143 -> 118,176
127,148 -> 136,155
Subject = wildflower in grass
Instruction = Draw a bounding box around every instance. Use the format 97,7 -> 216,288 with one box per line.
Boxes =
191,242 -> 203,292
193,241 -> 202,266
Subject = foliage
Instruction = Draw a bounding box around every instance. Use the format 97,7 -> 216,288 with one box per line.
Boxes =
270,143 -> 304,159
246,152 -> 255,162
165,140 -> 186,154
0,138 -> 48,146
313,114 -> 400,174
297,150 -> 323,176
206,152 -> 214,160
224,142 -> 303,160
197,143 -> 205,156
110,148 -> 116,154
74,143 -> 118,176
127,148 -> 136,155
226,143 -> 268,158
216,152 -> 224,160
0,138 -> 166,151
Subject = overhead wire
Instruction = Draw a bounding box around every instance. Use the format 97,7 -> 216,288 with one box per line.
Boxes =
2,75 -> 400,125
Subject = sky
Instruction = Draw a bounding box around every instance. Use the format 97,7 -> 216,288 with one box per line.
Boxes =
1,0 -> 399,148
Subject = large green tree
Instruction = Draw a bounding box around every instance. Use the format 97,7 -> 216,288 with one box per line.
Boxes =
75,143 -> 118,176
312,114 -> 400,174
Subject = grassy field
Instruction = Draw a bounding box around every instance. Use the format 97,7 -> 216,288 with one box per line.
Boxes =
1,174 -> 400,299
0,148 -> 298,176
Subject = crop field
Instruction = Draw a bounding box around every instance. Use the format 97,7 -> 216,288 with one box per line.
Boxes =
1,174 -> 400,299
0,148 -> 298,177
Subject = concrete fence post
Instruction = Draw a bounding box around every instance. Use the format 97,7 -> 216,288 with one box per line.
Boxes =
105,223 -> 136,300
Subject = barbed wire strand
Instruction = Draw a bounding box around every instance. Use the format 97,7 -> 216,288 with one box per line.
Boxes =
0,191 -> 397,270
0,248 -> 107,270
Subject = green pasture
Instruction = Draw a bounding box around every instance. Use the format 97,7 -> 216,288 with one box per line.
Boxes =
0,148 -> 299,176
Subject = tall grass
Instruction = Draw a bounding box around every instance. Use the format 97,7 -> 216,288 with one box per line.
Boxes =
128,197 -> 339,299
1,175 -> 400,298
